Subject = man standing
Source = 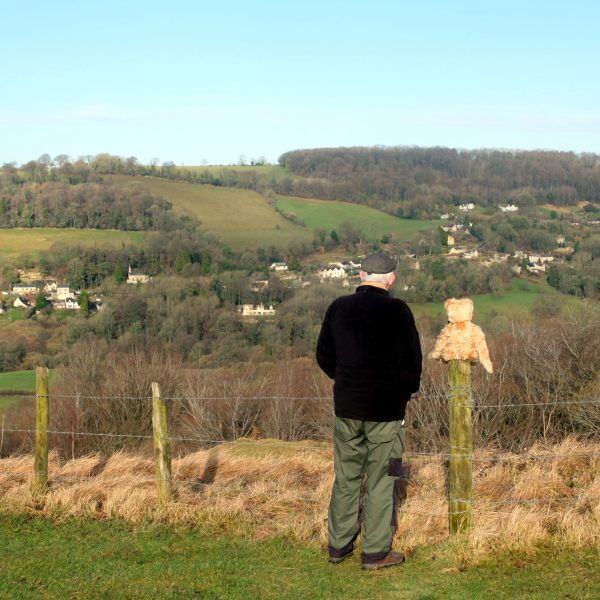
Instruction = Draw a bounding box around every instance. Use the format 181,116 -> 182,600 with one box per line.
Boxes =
316,252 -> 422,570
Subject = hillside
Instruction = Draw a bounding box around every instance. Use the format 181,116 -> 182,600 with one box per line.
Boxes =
109,175 -> 440,249
279,147 -> 600,214
275,195 -> 439,242
109,175 -> 313,250
0,228 -> 144,260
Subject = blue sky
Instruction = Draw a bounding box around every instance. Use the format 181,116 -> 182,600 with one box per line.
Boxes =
2,0 -> 599,165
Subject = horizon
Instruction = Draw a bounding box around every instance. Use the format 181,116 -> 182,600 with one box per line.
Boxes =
2,1 -> 600,165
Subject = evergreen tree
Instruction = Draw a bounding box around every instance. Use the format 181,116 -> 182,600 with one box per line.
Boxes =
114,262 -> 125,284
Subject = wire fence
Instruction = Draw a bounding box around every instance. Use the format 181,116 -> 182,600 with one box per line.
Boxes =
2,372 -> 600,524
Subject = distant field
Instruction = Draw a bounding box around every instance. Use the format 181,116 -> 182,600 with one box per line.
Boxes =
0,370 -> 36,392
410,280 -> 580,322
275,195 -> 440,242
0,228 -> 145,260
110,175 -> 313,249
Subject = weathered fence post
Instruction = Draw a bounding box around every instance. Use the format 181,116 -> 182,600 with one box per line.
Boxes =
448,359 -> 473,533
32,366 -> 49,495
151,382 -> 172,506
429,297 -> 493,534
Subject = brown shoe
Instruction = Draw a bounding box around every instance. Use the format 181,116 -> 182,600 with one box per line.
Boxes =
328,542 -> 354,564
361,551 -> 405,571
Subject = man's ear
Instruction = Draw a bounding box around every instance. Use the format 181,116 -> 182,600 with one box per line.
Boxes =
388,273 -> 396,287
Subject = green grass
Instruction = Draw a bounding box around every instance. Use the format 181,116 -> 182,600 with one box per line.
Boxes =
0,370 -> 36,392
0,370 -> 38,414
409,280 -> 580,322
110,175 -> 313,250
275,195 -> 440,242
1,514 -> 599,599
0,228 -> 145,260
0,308 -> 26,321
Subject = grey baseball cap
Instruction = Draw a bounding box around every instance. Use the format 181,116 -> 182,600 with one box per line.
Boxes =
360,252 -> 396,274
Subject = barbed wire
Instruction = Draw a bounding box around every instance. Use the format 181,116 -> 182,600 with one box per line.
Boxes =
3,428 -> 600,466
4,391 -> 600,409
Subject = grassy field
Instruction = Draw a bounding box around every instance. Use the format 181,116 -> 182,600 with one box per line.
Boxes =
0,370 -> 36,392
1,514 -> 598,599
110,175 -> 313,250
409,279 -> 580,322
275,195 -> 440,242
0,370 -> 43,415
0,228 -> 145,260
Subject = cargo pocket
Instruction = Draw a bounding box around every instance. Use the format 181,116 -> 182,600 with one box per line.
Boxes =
387,420 -> 406,477
388,457 -> 403,477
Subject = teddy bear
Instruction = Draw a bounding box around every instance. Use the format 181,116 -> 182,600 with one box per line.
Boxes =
429,298 -> 493,374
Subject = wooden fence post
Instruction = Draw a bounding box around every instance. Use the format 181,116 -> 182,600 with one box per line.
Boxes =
32,366 -> 49,495
151,382 -> 172,506
448,359 -> 473,533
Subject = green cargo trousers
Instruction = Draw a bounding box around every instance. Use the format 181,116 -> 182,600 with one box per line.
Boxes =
328,417 -> 406,556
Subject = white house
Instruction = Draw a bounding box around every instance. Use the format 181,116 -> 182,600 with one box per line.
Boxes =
12,283 -> 39,294
65,298 -> 80,310
527,264 -> 546,275
447,235 -> 455,246
13,296 -> 30,308
239,303 -> 276,317
319,267 -> 348,280
56,284 -> 72,300
269,262 -> 288,272
499,204 -> 519,212
127,264 -> 151,284
528,255 -> 555,264
459,203 -> 475,211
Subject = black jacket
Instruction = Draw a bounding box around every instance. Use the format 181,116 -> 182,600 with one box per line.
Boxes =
316,285 -> 422,421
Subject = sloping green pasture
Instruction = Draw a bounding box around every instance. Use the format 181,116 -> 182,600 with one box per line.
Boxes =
0,228 -> 144,260
409,280 -> 581,323
0,370 -> 36,392
109,175 -> 313,250
275,195 -> 440,242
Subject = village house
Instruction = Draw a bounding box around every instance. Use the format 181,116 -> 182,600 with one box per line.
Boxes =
56,284 -> 73,300
269,262 -> 288,272
528,255 -> 555,265
319,267 -> 348,280
527,264 -> 547,275
127,264 -> 151,284
446,235 -> 455,246
13,296 -> 31,308
12,283 -> 40,295
556,235 -> 566,246
499,204 -> 519,212
463,249 -> 479,260
239,303 -> 276,317
458,203 -> 475,211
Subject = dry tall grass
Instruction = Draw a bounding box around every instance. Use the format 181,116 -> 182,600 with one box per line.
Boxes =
1,437 -> 598,559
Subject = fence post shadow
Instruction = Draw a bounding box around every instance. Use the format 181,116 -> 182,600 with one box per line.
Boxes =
191,446 -> 221,493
